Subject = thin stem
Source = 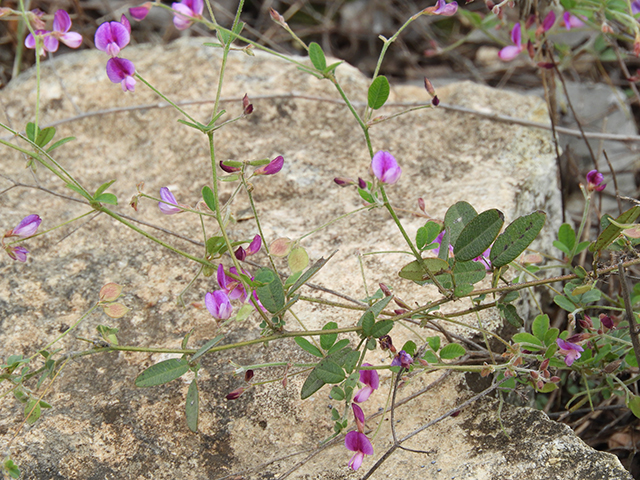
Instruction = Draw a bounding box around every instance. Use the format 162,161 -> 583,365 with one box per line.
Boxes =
135,74 -> 198,124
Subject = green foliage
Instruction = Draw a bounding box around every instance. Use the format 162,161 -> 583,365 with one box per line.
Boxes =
454,209 -> 504,262
202,186 -> 216,211
191,335 -> 224,362
135,358 -> 190,387
439,343 -> 466,359
308,42 -> 327,70
368,75 -> 390,109
254,268 -> 285,314
590,206 -> 640,253
489,211 -> 545,268
185,380 -> 199,432
443,201 -> 478,259
301,347 -> 353,399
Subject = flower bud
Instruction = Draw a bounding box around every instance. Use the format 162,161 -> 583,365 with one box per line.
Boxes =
245,370 -> 254,382
334,177 -> 354,187
226,387 -> 245,400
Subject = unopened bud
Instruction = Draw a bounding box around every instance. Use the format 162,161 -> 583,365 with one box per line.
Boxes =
579,314 -> 593,329
601,22 -> 613,34
130,195 -> 139,211
492,5 -> 500,15
270,8 -> 287,27
604,359 -> 622,373
539,358 -> 549,371
358,178 -> 367,189
220,161 -> 241,173
244,369 -> 254,382
394,297 -> 411,310
378,335 -> 393,351
417,198 -> 426,213
536,380 -> 545,390
599,313 -> 614,330
530,370 -> 539,379
431,95 -> 440,106
226,387 -> 245,400
424,77 -> 436,97
550,376 -> 561,383
242,94 -> 253,115
379,283 -> 392,296
334,177 -> 354,187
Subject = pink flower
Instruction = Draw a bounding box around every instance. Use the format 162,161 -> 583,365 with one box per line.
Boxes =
371,151 -> 401,184
5,214 -> 42,238
563,12 -> 585,30
25,10 -> 83,56
391,350 -> 413,368
352,404 -> 366,433
586,170 -> 606,192
556,338 -> 584,366
106,57 -> 136,92
541,11 -> 556,31
5,245 -> 30,262
345,431 -> 373,471
130,2 -> 152,21
157,187 -> 183,214
234,234 -> 262,261
499,23 -> 524,61
217,264 -> 248,301
172,0 -> 204,30
254,155 -> 284,176
432,0 -> 458,16
205,290 -> 233,320
354,364 -> 379,403
95,17 -> 131,57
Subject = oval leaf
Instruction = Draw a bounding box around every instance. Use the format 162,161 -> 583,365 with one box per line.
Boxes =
454,209 -> 504,262
490,211 -> 546,268
295,336 -> 323,357
288,247 -> 309,273
590,206 -> 640,252
398,258 -> 449,282
368,75 -> 390,110
440,343 -> 466,360
444,201 -> 478,251
202,186 -> 216,212
371,320 -> 394,338
254,268 -> 285,314
320,321 -> 338,351
316,359 -> 345,384
308,42 -> 327,70
135,358 -> 189,387
186,380 -> 199,432
100,283 -> 122,302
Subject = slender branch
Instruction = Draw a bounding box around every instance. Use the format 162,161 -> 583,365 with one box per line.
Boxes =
617,260 -> 640,369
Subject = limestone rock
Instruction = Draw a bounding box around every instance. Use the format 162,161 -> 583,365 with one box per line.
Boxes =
0,38 -> 628,479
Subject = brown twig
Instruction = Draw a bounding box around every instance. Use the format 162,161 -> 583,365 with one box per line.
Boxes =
618,260 -> 640,370
603,150 -> 623,215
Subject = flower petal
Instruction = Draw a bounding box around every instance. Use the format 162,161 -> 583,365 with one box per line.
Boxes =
498,45 -> 522,61
53,10 -> 72,33
371,151 -> 401,184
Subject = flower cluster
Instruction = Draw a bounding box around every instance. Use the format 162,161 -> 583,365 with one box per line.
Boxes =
345,365 -> 379,470
128,0 -> 203,30
95,15 -> 136,91
3,214 -> 42,262
25,10 -> 82,56
586,169 -> 606,192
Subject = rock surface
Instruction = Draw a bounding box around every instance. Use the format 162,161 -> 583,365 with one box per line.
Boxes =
0,38 -> 630,479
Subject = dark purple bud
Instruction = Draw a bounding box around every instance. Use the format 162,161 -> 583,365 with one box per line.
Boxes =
244,370 -> 254,382
234,246 -> 247,261
378,335 -> 393,351
358,178 -> 367,189
242,94 -> 253,115
219,161 -> 241,173
334,177 -> 354,187
579,314 -> 593,329
600,313 -> 614,330
226,387 -> 245,400
431,95 -> 440,106
379,283 -> 392,296
537,62 -> 554,69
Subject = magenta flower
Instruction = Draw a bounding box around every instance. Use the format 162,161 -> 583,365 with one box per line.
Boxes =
130,2 -> 152,21
352,404 -> 366,433
25,10 -> 83,56
563,12 -> 585,30
345,431 -> 373,471
234,236 -> 261,261
499,23 -> 524,61
354,364 -> 379,403
391,350 -> 413,368
473,248 -> 492,271
432,0 -> 458,16
5,246 -> 30,262
5,214 -> 42,238
371,151 -> 401,184
172,0 -> 204,30
205,290 -> 233,320
586,170 -> 606,192
556,338 -> 584,366
541,11 -> 555,31
157,187 -> 184,214
220,161 -> 241,173
254,155 -> 284,176
217,264 -> 248,301
106,57 -> 136,92
633,1 -> 640,15
95,17 -> 131,57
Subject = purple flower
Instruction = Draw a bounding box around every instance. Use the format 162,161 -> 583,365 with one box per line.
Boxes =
219,161 -> 241,173
5,245 -> 30,262
563,12 -> 585,30
106,57 -> 136,92
95,17 -> 131,57
499,23 -> 524,61
345,431 -> 373,471
431,231 -> 453,257
247,234 -> 262,255
586,170 -> 606,192
352,403 -> 366,432
541,11 -> 555,31
205,290 -> 233,320
354,364 -> 379,403
172,0 -> 204,30
25,10 -> 83,56
130,2 -> 152,21
556,338 -> 584,366
158,187 -> 183,214
6,214 -> 42,238
371,151 -> 401,184
473,248 -> 492,271
432,0 -> 458,16
633,1 -> 640,16
391,350 -> 413,368
217,264 -> 248,301
254,155 -> 284,176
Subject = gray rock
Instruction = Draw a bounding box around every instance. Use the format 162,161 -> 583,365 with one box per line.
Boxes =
0,38 -> 628,479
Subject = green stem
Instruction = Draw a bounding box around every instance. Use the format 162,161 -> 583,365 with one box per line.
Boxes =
329,77 -> 374,158
135,74 -> 198,124
297,206 -> 371,242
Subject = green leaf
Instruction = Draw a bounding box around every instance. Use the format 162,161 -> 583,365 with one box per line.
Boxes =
191,335 -> 224,362
544,328 -> 559,347
186,380 -> 199,432
97,324 -> 119,345
628,395 -> 640,419
181,328 -> 194,350
202,186 -> 216,211
324,61 -> 343,74
435,259 -> 486,288
66,182 -> 92,200
532,314 -> 550,342
454,284 -> 474,297
47,135 -> 75,153
362,311 -> 375,337
316,359 -> 345,384
3,458 -> 20,479
254,268 -> 285,314
24,398 -> 41,424
590,206 -> 640,252
330,386 -> 345,401
327,338 -> 350,355
300,348 -> 352,399
444,201 -> 478,252
370,295 -> 394,317
368,75 -> 390,110
95,179 -> 116,197
416,227 -> 428,250
288,247 -> 309,273
626,350 -> 638,368
289,252 -> 336,295
94,193 -> 118,205
490,211 -> 546,268
26,122 -> 36,142
295,337 -> 323,357
135,358 -> 190,387
553,240 -> 571,255
398,258 -> 449,282
454,209 -> 504,262
440,343 -> 466,359
206,236 -> 225,256
308,42 -> 327,70
423,350 -> 439,364
401,341 -> 417,356
512,332 -> 544,349
320,322 -> 338,350
557,223 -> 576,250
36,126 -> 56,147
371,320 -> 394,338
284,271 -> 303,289
538,383 -> 557,393
498,303 -> 523,327
343,350 -> 360,373
426,336 -> 441,352
554,295 -> 577,312
358,187 -> 375,204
